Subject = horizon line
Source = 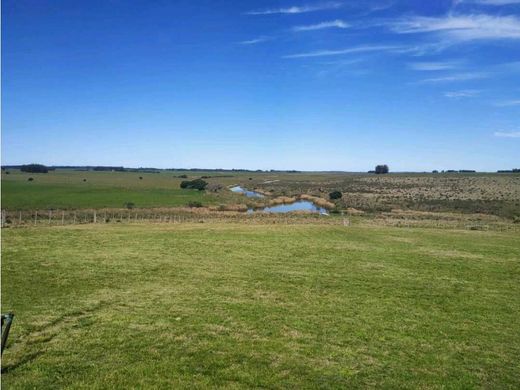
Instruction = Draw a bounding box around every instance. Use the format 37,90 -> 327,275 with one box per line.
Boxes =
1,164 -> 518,174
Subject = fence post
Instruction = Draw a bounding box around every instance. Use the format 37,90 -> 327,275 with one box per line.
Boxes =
48,210 -> 52,224
73,211 -> 76,224
19,211 -> 22,224
62,211 -> 65,225
35,211 -> 38,225
93,211 -> 97,224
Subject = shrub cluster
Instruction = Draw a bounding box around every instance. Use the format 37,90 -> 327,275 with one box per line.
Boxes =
375,165 -> 389,174
329,191 -> 342,200
180,179 -> 208,191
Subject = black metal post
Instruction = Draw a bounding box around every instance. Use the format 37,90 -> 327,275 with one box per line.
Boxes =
1,312 -> 15,355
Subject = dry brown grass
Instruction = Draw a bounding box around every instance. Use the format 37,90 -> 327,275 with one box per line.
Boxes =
269,196 -> 297,205
253,173 -> 520,219
299,194 -> 335,209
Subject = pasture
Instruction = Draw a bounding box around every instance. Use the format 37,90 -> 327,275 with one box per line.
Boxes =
2,169 -> 519,220
2,223 -> 519,388
1,169 -> 227,210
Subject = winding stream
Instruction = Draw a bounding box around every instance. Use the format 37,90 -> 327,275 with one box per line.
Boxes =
230,186 -> 328,214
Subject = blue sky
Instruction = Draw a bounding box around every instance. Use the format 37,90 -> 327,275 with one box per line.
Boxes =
2,0 -> 519,171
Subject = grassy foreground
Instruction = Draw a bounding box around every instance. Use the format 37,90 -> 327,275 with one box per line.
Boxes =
2,223 -> 520,388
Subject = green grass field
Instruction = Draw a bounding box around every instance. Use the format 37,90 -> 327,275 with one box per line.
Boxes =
2,223 -> 519,388
1,170 -> 226,209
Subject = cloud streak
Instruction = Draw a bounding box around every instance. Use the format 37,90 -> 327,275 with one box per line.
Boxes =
463,0 -> 520,5
391,14 -> 520,41
238,37 -> 270,45
246,2 -> 342,15
283,44 -> 405,58
408,62 -> 458,71
417,72 -> 489,83
293,19 -> 349,31
494,99 -> 520,106
494,131 -> 520,138
444,90 -> 481,98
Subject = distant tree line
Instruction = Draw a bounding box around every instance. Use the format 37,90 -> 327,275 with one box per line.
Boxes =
440,170 -> 477,173
93,166 -> 126,172
1,165 -> 304,173
166,168 -> 301,173
20,164 -> 51,173
497,169 -> 520,173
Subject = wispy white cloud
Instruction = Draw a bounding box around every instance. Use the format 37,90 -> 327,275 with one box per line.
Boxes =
320,58 -> 365,66
283,44 -> 405,58
293,19 -> 349,32
499,61 -> 520,72
417,72 -> 489,83
391,14 -> 520,41
246,2 -> 342,15
494,99 -> 520,106
494,131 -> 520,137
444,89 -> 481,98
463,0 -> 520,5
237,37 -> 270,45
408,62 -> 458,71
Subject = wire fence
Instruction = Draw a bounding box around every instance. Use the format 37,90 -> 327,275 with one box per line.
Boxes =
1,209 -> 515,231
0,208 -> 339,228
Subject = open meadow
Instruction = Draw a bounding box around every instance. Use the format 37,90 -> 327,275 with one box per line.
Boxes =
2,222 -> 520,388
1,169 -> 230,210
2,169 -> 519,220
3,0 -> 520,388
2,169 -> 520,388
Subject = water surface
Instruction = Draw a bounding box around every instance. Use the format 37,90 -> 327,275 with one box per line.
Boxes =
258,200 -> 327,214
230,186 -> 264,198
232,186 -> 329,214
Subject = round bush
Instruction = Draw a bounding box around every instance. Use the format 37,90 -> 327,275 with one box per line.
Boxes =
329,191 -> 342,200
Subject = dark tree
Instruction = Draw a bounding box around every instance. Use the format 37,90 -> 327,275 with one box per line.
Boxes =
139,176 -> 143,180
21,164 -> 49,173
28,177 -> 34,181
124,202 -> 135,209
180,179 -> 208,191
375,165 -> 389,174
329,191 -> 342,200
